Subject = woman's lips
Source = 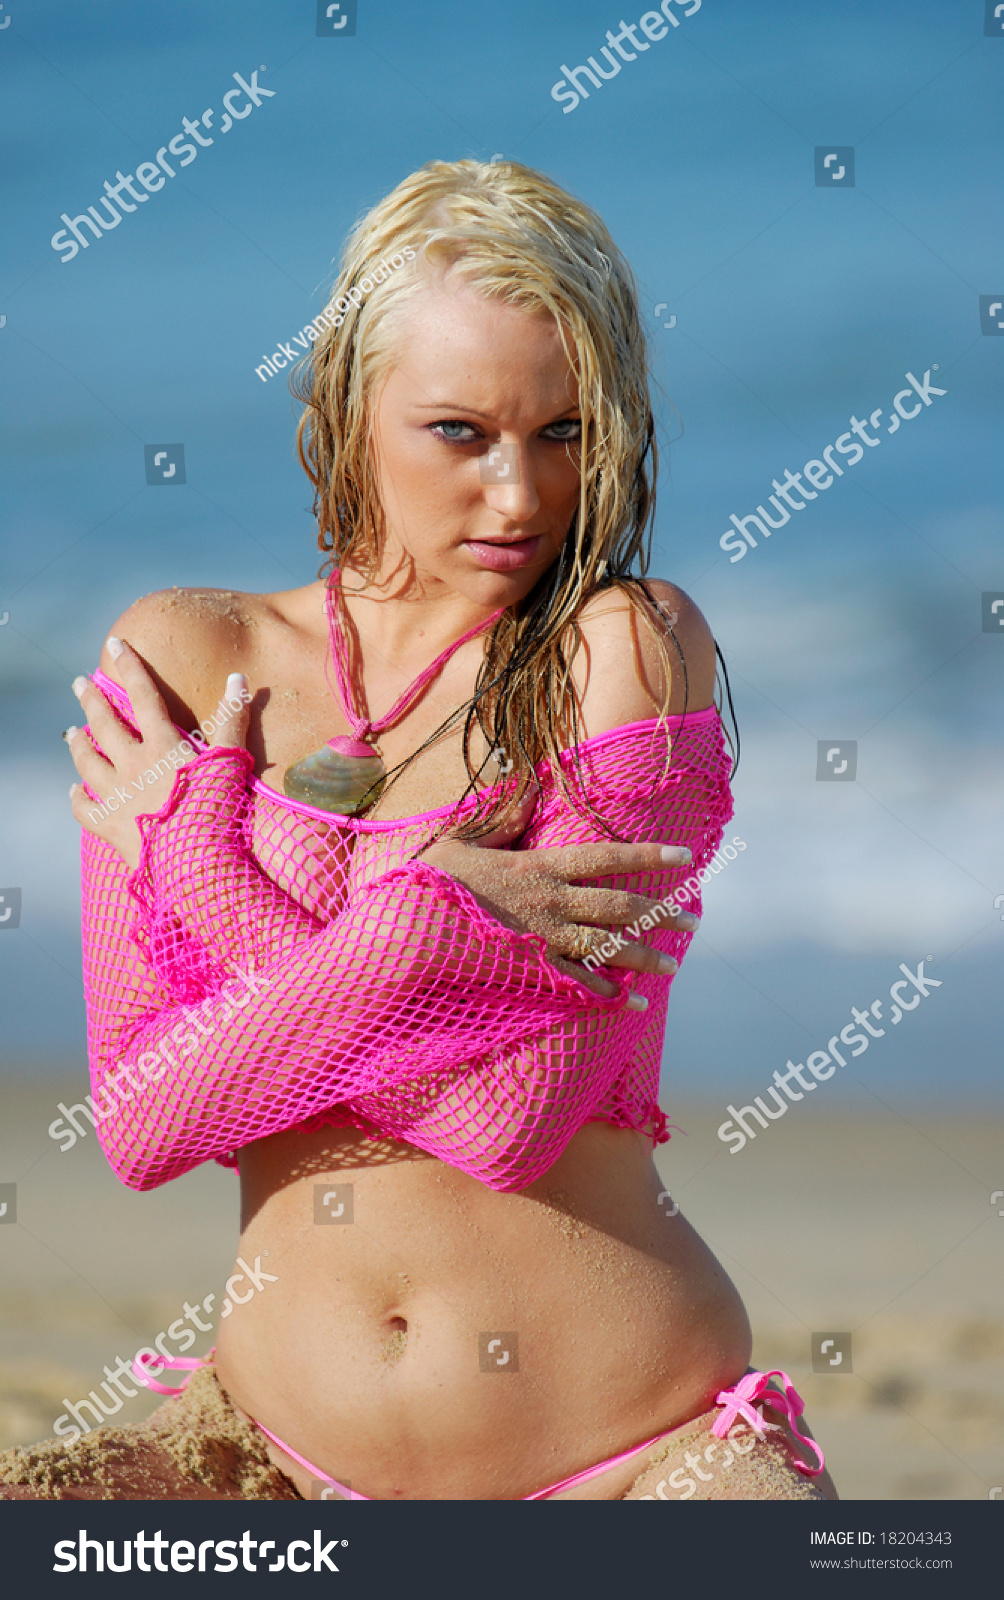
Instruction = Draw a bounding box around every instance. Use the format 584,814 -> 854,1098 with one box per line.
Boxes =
462,534 -> 543,572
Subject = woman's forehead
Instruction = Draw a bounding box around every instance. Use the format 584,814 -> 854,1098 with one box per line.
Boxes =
378,283 -> 577,411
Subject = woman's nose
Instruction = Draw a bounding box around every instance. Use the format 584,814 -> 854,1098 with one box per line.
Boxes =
480,443 -> 540,519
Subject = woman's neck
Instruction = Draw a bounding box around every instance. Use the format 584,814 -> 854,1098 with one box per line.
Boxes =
336,557 -> 504,670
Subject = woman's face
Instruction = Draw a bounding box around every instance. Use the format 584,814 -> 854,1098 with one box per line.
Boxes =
368,278 -> 583,608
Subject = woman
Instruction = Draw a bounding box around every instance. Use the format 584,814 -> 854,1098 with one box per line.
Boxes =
2,160 -> 834,1501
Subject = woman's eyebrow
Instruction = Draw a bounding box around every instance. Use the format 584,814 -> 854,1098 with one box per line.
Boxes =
411,402 -> 581,419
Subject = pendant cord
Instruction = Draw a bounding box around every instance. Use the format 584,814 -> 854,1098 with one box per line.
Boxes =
324,569 -> 506,745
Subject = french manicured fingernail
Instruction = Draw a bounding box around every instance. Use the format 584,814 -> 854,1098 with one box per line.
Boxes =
225,673 -> 246,701
677,913 -> 700,932
656,955 -> 679,976
106,636 -> 124,660
626,991 -> 649,1012
71,676 -> 89,700
63,726 -> 79,743
661,845 -> 692,864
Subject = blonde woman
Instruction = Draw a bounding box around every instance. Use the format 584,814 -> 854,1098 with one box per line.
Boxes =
2,160 -> 834,1502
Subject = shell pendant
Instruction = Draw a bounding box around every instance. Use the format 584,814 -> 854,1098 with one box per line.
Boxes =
282,739 -> 386,815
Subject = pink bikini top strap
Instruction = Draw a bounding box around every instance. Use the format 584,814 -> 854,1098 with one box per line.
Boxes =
325,567 -> 506,745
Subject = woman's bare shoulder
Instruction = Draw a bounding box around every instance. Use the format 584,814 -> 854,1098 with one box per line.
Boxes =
571,577 -> 717,734
96,586 -> 275,725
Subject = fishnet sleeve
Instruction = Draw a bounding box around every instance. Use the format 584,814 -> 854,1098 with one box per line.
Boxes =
342,718 -> 732,1187
81,831 -> 180,1090
84,747 -> 628,1191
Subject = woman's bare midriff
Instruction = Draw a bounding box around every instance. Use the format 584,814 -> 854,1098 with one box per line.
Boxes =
214,1119 -> 752,1501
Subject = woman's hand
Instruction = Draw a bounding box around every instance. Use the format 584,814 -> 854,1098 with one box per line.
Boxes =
66,636 -> 250,869
422,828 -> 698,1002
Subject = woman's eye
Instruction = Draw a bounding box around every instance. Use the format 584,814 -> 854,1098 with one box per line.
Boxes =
431,421 -> 479,443
543,419 -> 582,441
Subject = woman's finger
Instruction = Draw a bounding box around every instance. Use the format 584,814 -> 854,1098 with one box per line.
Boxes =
562,885 -> 701,937
561,886 -> 678,928
533,840 -> 693,882
553,911 -> 680,977
204,673 -> 250,750
69,782 -> 103,832
586,935 -> 680,979
545,948 -> 632,1004
70,676 -> 138,763
464,787 -> 539,849
100,635 -> 174,740
64,726 -> 116,797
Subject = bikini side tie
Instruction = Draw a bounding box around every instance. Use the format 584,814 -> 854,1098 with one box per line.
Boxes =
711,1368 -> 825,1476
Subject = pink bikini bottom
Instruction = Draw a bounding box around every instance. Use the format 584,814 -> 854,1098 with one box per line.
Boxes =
135,1356 -> 824,1500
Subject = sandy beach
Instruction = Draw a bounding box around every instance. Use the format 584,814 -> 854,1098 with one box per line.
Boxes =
1,1078 -> 1000,1500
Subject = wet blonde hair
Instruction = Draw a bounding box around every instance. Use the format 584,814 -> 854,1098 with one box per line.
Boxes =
291,157 -> 678,837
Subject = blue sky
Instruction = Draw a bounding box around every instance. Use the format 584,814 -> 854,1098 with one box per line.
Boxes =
1,0 -> 1001,1105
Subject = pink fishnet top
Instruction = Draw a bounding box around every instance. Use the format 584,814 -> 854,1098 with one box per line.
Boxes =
80,670 -> 733,1192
